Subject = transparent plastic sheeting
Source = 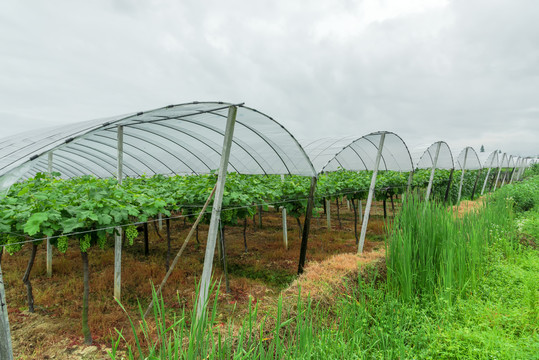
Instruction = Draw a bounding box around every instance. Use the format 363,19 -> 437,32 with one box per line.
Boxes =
499,154 -> 515,168
303,131 -> 414,174
415,141 -> 454,170
455,147 -> 482,170
0,102 -> 316,191
477,151 -> 500,169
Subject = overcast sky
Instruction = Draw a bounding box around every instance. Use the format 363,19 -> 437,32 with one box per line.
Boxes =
1,0 -> 538,158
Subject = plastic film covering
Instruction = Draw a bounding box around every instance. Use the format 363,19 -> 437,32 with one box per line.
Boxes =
415,141 -> 454,170
304,131 -> 413,173
477,150 -> 500,169
455,147 -> 482,170
502,155 -> 516,168
0,102 -> 316,188
301,137 -> 358,174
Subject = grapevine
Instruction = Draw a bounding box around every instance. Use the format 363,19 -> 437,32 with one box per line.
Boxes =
57,236 -> 68,253
80,234 -> 91,252
125,225 -> 138,245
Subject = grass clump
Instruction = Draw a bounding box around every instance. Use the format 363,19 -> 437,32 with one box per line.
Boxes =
110,179 -> 538,359
386,195 -> 515,304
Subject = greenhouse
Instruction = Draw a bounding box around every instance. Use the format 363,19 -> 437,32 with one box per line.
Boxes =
0,103 -> 536,356
414,141 -> 454,202
478,150 -> 500,195
0,101 -> 320,321
304,131 -> 413,252
0,102 -> 316,190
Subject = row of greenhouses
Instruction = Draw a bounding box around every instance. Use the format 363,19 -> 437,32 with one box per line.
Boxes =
0,102 -> 536,353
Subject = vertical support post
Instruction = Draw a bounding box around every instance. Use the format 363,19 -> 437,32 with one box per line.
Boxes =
501,166 -> 510,187
114,125 -> 123,301
297,176 -> 318,274
196,106 -> 237,320
444,168 -> 454,203
457,148 -> 469,204
515,161 -> 524,180
158,213 -> 163,231
281,174 -> 288,250
509,158 -> 520,183
406,170 -> 414,194
518,160 -> 528,180
0,262 -> 14,360
46,152 -> 53,278
326,198 -> 331,230
358,199 -> 363,223
358,132 -> 386,253
481,155 -> 496,195
219,221 -> 231,293
508,167 -> 516,184
493,153 -> 505,191
425,142 -> 441,202
470,169 -> 482,200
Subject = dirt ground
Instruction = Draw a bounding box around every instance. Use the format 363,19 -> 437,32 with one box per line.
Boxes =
2,199 -> 394,359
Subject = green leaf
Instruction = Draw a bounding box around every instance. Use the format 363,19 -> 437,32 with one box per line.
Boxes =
23,212 -> 49,236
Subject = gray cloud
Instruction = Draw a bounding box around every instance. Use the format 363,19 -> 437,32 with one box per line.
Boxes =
0,0 -> 537,159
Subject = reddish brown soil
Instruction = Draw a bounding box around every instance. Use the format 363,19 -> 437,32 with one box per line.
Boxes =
2,199 -> 393,359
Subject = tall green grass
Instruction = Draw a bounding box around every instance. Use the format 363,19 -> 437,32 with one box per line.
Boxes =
110,281 -> 321,359
110,187 -> 534,359
386,195 -> 515,304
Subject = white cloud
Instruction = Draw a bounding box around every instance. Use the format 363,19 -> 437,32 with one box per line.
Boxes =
0,0 -> 537,158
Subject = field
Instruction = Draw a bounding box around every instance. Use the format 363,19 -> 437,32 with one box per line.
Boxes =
1,168 -> 537,359
2,198 -> 389,359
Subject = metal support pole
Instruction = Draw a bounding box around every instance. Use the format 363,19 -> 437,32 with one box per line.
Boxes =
407,170 -> 414,194
196,106 -> 237,320
471,169 -> 482,200
493,153 -> 505,191
510,158 -> 520,183
508,167 -> 516,184
0,262 -> 14,360
158,213 -> 163,231
114,125 -> 123,300
326,198 -> 331,230
481,154 -> 496,195
425,142 -> 441,202
358,200 -> 363,223
518,160 -> 528,180
457,148 -> 469,204
516,161 -> 524,180
46,236 -> 52,278
298,176 -> 318,274
358,132 -> 386,253
444,168 -> 454,203
281,174 -> 288,250
501,167 -> 510,187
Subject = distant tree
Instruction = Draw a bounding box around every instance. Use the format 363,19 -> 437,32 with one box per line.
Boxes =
480,145 -> 485,152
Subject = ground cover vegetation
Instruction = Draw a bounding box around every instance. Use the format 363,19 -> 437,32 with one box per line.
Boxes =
108,174 -> 538,359
0,165 -> 531,358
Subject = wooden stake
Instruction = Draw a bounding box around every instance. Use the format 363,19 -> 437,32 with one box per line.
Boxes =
297,176 -> 318,274
0,262 -> 14,360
